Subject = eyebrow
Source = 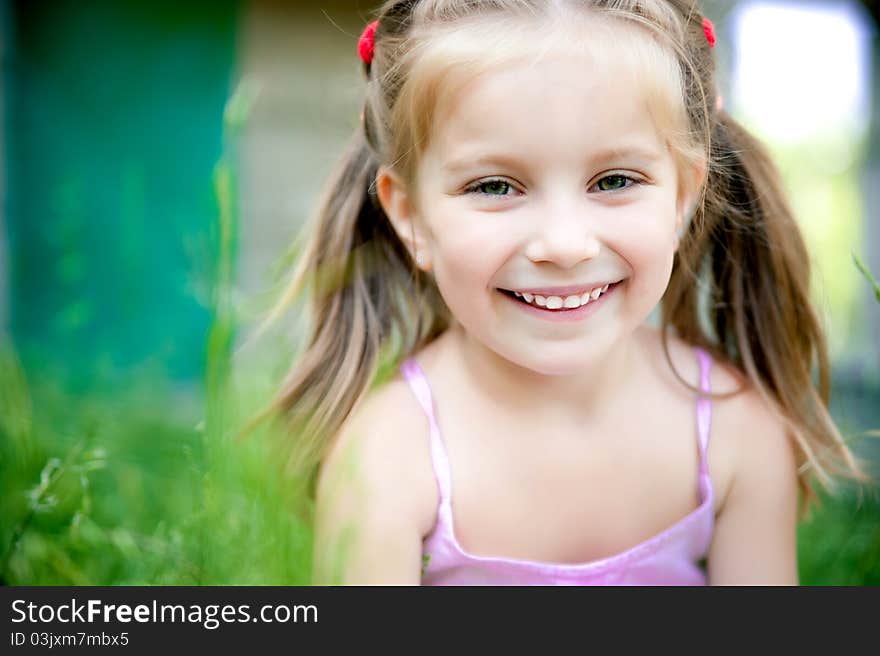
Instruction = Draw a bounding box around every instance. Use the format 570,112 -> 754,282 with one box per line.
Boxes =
441,153 -> 526,175
588,145 -> 665,165
441,145 -> 664,175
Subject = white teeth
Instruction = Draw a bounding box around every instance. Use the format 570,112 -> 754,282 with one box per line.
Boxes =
509,283 -> 615,310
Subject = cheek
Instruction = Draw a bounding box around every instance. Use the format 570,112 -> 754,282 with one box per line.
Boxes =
426,213 -> 506,301
620,222 -> 676,266
614,194 -> 678,255
422,217 -> 503,330
611,206 -> 678,292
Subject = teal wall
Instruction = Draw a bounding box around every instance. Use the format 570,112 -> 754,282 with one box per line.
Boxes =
5,0 -> 240,388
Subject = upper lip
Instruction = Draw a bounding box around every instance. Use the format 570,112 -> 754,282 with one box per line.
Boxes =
500,280 -> 622,296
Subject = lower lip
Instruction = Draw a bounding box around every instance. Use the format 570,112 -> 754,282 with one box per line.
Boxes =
498,282 -> 621,323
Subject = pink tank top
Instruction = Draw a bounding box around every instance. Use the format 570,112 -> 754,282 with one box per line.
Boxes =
399,347 -> 716,585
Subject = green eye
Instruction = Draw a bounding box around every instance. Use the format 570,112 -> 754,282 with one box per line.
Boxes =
596,175 -> 630,191
476,180 -> 511,195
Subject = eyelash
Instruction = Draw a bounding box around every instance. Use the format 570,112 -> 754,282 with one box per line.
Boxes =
464,174 -> 642,197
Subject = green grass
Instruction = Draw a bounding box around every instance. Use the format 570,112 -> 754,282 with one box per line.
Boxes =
0,343 -> 313,585
798,485 -> 880,585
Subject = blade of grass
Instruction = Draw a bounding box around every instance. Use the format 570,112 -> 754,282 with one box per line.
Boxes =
853,252 -> 880,303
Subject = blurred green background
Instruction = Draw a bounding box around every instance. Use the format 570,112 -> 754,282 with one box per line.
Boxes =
0,0 -> 877,585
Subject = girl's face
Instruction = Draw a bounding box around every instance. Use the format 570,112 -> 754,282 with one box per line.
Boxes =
379,51 -> 702,376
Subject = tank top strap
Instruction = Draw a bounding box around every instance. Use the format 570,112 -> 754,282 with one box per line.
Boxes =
399,357 -> 452,506
694,346 -> 713,475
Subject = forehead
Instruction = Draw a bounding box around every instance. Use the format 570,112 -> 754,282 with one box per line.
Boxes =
430,54 -> 667,168
414,15 -> 682,173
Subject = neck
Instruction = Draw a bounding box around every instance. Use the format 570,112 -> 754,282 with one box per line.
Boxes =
447,321 -> 646,428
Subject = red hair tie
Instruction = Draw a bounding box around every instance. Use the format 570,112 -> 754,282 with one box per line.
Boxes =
358,20 -> 379,65
702,17 -> 716,48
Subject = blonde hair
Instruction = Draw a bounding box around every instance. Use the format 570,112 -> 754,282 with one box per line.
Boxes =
244,0 -> 869,514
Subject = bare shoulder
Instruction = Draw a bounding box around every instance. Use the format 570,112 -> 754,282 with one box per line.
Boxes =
703,364 -> 800,584
316,371 -> 440,539
311,368 -> 441,583
638,325 -> 764,512
656,328 -> 797,511
711,373 -> 799,499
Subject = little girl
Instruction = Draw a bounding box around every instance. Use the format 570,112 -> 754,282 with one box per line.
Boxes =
258,0 -> 867,585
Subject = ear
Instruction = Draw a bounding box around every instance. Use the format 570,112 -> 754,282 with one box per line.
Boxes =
375,166 -> 433,271
675,158 -> 708,239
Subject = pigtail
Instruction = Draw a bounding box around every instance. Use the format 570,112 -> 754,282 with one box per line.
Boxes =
241,128 -> 450,496
663,110 -> 869,509
238,0 -> 455,500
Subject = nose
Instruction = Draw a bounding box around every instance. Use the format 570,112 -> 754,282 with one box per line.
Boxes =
524,195 -> 601,268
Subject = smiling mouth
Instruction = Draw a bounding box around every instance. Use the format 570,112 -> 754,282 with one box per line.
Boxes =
496,281 -> 622,311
